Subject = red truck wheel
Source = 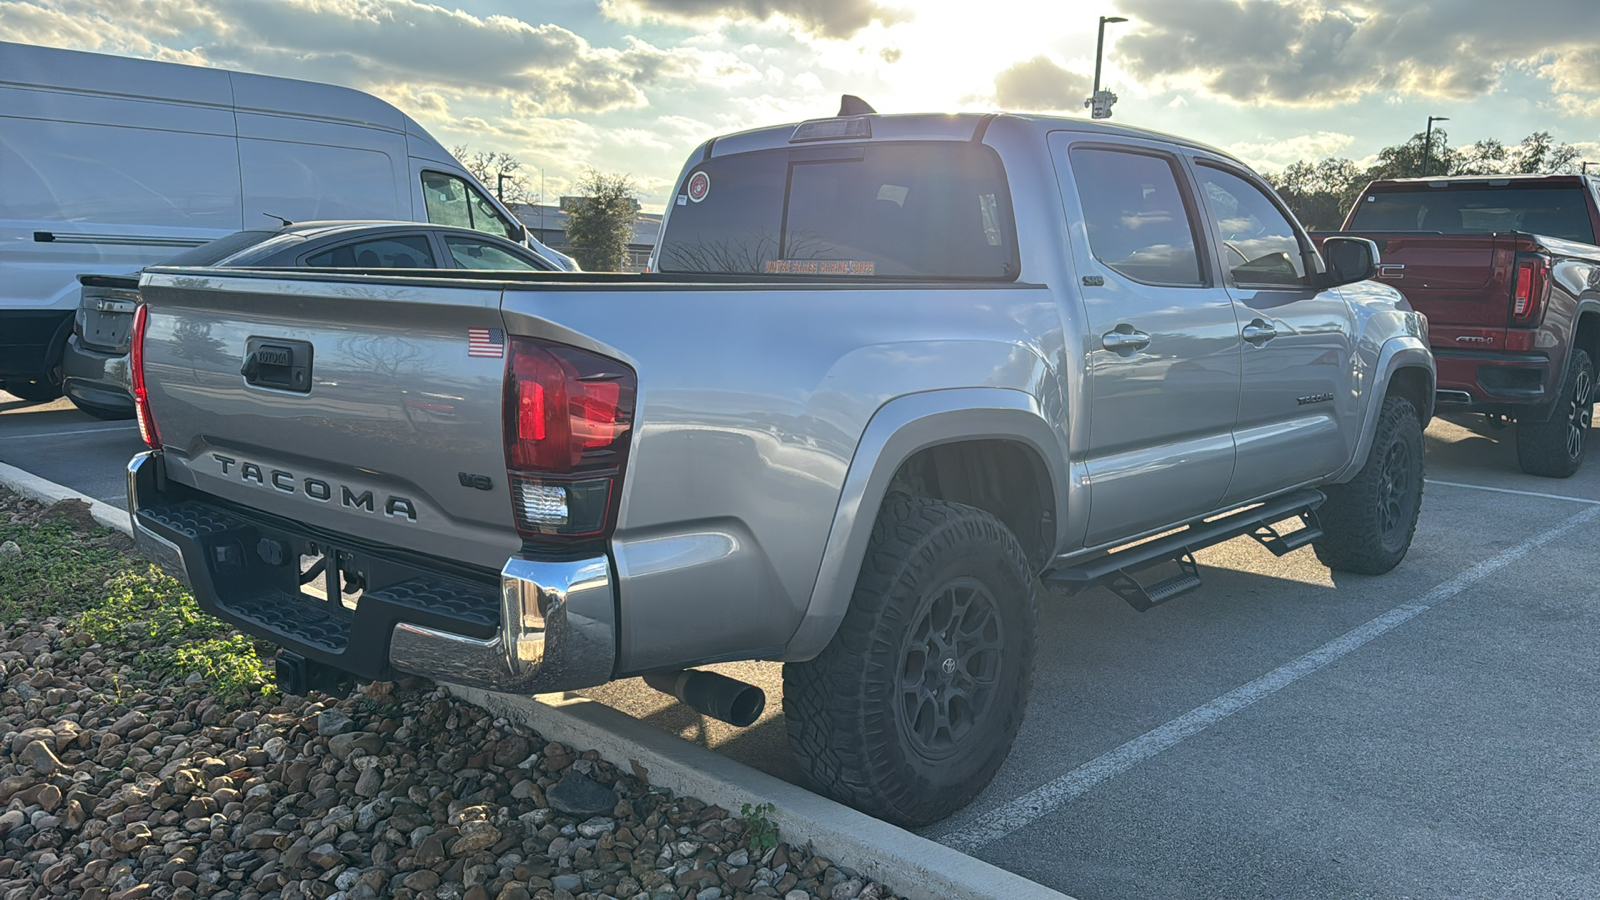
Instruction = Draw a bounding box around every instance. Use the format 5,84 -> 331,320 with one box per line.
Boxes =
1515,349 -> 1594,478
1315,396 -> 1425,575
783,496 -> 1037,828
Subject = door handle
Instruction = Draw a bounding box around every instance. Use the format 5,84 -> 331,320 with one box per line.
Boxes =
1242,320 -> 1278,345
1101,327 -> 1151,354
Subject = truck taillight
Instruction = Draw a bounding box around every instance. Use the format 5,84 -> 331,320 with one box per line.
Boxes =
130,303 -> 159,449
1511,254 -> 1551,326
503,336 -> 636,541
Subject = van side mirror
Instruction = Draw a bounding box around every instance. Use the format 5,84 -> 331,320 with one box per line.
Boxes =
1320,236 -> 1380,287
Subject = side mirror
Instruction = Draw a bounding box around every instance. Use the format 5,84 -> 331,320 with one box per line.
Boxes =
1320,236 -> 1380,287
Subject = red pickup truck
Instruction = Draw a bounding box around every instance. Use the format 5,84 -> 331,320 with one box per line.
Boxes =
1319,175 -> 1600,477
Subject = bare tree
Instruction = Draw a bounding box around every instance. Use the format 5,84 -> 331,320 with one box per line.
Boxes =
451,145 -> 536,205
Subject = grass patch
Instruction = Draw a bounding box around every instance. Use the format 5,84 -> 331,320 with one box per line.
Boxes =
1,494 -> 276,701
76,567 -> 276,701
0,518 -> 129,621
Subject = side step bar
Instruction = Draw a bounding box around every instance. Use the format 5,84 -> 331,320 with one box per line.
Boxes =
1044,488 -> 1326,612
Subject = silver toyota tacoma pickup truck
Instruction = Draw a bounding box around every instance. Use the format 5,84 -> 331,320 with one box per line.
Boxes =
127,108 -> 1434,827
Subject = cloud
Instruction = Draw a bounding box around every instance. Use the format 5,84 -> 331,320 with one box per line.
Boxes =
1114,0 -> 1600,106
1227,131 -> 1357,172
600,0 -> 910,39
993,56 -> 1092,112
1,0 -> 714,114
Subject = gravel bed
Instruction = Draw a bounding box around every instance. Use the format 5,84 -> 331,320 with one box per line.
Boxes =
0,492 -> 907,900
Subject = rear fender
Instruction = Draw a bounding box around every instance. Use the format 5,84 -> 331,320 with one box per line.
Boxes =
779,388 -> 1067,661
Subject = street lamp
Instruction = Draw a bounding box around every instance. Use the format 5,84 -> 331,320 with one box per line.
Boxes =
1086,15 -> 1128,120
496,171 -> 511,203
1422,115 -> 1449,177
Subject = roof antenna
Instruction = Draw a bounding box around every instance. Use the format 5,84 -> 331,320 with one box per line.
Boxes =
838,95 -> 876,116
261,212 -> 294,227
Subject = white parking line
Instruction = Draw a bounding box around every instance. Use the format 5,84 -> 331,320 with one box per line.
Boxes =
1426,478 -> 1600,505
0,424 -> 138,440
937,505 -> 1600,852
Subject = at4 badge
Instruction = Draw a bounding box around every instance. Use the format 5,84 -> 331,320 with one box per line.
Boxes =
687,170 -> 710,202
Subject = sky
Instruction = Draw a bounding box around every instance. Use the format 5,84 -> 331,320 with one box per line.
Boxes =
5,0 -> 1600,212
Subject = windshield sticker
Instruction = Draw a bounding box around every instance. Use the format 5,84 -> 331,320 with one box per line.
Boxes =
687,171 -> 711,203
677,195 -> 688,206
764,259 -> 876,275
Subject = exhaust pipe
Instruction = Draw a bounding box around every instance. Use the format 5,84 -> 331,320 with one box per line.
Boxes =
643,669 -> 766,727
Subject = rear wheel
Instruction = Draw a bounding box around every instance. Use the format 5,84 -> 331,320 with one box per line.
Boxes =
783,496 -> 1037,827
3,380 -> 62,402
1515,348 -> 1593,478
1315,395 -> 1424,575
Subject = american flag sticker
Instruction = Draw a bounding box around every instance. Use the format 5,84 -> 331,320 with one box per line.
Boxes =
468,327 -> 505,359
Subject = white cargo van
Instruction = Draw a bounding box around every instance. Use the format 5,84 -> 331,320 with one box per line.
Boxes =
0,40 -> 553,400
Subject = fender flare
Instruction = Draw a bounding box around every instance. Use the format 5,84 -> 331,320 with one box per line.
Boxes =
1328,335 -> 1435,484
779,387 -> 1068,661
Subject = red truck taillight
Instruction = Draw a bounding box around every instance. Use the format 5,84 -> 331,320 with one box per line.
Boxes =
130,303 -> 160,449
503,336 -> 636,541
1511,254 -> 1551,326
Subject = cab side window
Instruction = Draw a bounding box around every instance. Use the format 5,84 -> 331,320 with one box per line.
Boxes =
1069,147 -> 1204,286
444,235 -> 547,270
1195,164 -> 1308,287
421,172 -> 519,240
305,234 -> 435,268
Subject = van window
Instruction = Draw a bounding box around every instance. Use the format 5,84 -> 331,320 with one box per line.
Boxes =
1068,147 -> 1204,286
0,117 -> 239,227
421,172 -> 518,240
305,234 -> 435,268
657,142 -> 1019,279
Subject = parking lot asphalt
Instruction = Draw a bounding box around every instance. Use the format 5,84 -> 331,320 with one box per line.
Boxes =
5,386 -> 1599,898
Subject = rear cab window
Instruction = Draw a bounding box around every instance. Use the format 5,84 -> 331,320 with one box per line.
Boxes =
1350,182 -> 1597,244
657,141 -> 1019,279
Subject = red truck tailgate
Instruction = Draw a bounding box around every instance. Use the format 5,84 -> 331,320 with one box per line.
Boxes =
1346,233 -> 1513,330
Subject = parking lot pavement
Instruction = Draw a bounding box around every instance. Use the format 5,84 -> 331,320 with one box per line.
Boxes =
5,386 -> 1599,897
0,391 -> 144,506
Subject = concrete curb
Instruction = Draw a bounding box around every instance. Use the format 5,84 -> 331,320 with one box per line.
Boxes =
0,460 -> 132,535
454,687 -> 1073,900
0,463 -> 1072,900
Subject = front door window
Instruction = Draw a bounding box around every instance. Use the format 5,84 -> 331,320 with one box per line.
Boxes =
421,172 -> 519,240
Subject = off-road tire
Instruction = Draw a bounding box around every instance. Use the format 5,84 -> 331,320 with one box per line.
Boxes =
1314,395 -> 1424,575
1515,348 -> 1594,478
67,396 -> 135,421
783,496 -> 1037,828
3,380 -> 62,402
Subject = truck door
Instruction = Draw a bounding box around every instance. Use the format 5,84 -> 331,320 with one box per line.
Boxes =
1189,159 -> 1356,503
1050,136 -> 1242,547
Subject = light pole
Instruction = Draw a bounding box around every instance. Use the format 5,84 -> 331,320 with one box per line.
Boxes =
1086,15 -> 1128,119
1422,115 -> 1449,177
496,172 -> 511,203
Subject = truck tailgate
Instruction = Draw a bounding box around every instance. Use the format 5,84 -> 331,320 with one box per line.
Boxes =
1351,233 -> 1512,329
137,270 -> 519,571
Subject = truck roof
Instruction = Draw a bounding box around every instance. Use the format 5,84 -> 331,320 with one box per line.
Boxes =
705,110 -> 1245,166
1366,173 -> 1593,188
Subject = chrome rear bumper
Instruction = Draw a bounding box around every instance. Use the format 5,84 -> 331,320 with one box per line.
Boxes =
389,555 -> 617,693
